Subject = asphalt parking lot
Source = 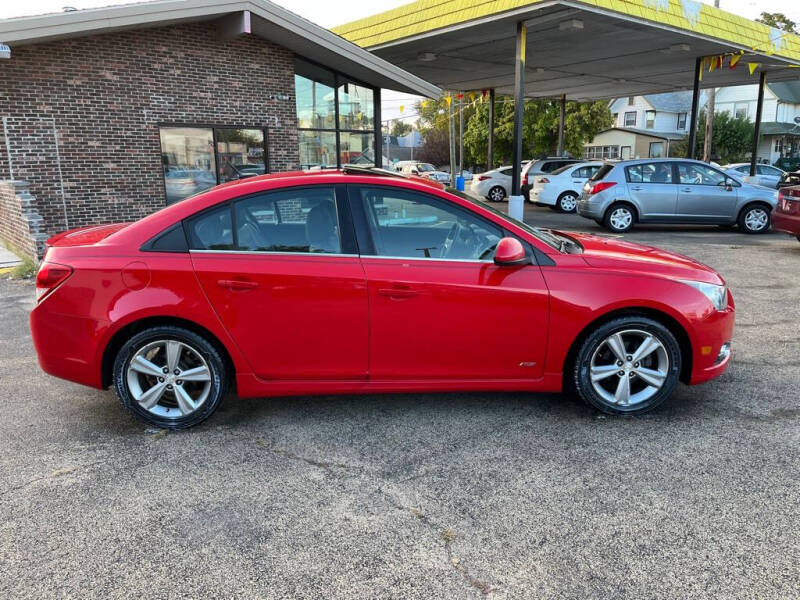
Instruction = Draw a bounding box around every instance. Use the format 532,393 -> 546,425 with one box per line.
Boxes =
1,204 -> 798,599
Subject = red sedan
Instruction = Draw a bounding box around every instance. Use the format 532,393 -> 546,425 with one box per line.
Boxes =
772,186 -> 800,242
30,168 -> 734,429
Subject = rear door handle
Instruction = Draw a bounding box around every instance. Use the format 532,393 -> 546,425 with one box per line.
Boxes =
378,285 -> 419,299
217,279 -> 259,291
630,186 -> 643,191
681,188 -> 692,192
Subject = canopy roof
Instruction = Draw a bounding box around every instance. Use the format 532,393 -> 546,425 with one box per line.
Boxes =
334,0 -> 800,101
0,0 -> 441,97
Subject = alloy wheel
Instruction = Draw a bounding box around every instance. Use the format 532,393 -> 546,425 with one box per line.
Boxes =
126,339 -> 212,419
589,329 -> 669,407
488,186 -> 505,202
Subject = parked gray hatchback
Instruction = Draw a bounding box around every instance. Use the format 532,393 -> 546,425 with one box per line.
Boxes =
576,158 -> 778,234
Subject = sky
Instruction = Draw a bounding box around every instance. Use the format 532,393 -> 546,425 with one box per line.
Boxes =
2,0 -> 799,121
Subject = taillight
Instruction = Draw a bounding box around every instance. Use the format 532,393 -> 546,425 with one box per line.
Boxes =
589,181 -> 617,195
476,175 -> 490,181
522,174 -> 528,186
537,177 -> 550,184
35,262 -> 73,302
778,187 -> 800,201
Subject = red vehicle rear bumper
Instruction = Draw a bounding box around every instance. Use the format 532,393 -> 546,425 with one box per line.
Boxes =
772,210 -> 800,236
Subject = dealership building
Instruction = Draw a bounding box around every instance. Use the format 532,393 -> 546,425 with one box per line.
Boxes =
0,0 -> 438,259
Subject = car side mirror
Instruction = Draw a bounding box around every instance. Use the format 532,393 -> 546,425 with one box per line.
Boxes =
726,177 -> 739,189
494,237 -> 531,267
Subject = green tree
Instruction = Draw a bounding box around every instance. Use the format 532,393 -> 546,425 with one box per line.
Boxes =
673,110 -> 754,163
462,97 -> 612,169
756,12 -> 797,33
390,120 -> 412,137
415,96 -> 480,167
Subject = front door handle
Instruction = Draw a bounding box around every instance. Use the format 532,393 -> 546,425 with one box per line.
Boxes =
218,279 -> 259,291
378,285 -> 419,299
630,186 -> 643,191
681,188 -> 692,192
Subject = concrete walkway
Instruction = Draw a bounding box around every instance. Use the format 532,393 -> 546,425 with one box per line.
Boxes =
0,246 -> 23,269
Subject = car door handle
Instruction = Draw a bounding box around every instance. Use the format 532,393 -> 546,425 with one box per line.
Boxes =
630,186 -> 643,191
681,188 -> 692,192
378,286 -> 419,299
217,279 -> 259,291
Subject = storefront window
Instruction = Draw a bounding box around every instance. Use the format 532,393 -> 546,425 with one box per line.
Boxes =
160,128 -> 216,205
295,59 -> 378,169
160,126 -> 268,204
298,130 -> 337,169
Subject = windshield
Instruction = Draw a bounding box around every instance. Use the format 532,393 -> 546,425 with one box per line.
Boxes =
446,189 -> 565,250
417,163 -> 436,172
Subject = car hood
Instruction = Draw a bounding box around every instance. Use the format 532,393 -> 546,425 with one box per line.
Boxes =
558,231 -> 724,285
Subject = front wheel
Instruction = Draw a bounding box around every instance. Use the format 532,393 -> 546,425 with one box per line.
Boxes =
738,204 -> 771,234
487,186 -> 506,202
557,192 -> 579,213
113,326 -> 228,429
573,317 -> 681,415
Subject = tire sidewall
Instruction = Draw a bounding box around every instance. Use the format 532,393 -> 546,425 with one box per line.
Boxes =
573,317 -> 682,415
113,326 -> 227,429
558,192 -> 578,213
488,186 -> 506,202
604,203 -> 636,233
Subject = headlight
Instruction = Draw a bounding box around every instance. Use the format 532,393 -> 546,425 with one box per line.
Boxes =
679,280 -> 728,310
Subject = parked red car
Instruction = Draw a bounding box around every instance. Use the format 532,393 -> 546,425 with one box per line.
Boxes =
30,168 -> 734,429
772,186 -> 800,242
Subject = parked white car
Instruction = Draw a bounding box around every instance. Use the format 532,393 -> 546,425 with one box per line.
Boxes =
530,161 -> 604,212
723,163 -> 785,189
470,166 -> 513,202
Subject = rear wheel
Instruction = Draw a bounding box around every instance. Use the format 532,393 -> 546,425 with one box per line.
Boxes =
738,204 -> 771,234
573,317 -> 681,415
557,192 -> 579,213
604,203 -> 636,233
487,186 -> 506,202
113,326 -> 228,429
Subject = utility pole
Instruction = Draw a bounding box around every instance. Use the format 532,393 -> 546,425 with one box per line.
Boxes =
702,0 -> 720,162
449,93 -> 457,186
458,94 -> 464,181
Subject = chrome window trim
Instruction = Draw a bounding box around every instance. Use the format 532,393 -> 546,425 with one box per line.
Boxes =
190,249 -> 359,258
360,255 -> 495,264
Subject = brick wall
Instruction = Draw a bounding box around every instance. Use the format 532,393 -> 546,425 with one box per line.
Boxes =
0,22 -> 299,238
0,181 -> 48,260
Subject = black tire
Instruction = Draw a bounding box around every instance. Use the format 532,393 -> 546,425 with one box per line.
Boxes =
487,186 -> 506,202
737,203 -> 771,234
556,192 -> 579,213
572,316 -> 682,415
796,235 -> 800,243
113,326 -> 228,429
603,203 -> 637,233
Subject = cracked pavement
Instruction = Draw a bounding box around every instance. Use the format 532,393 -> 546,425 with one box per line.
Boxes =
1,208 -> 799,598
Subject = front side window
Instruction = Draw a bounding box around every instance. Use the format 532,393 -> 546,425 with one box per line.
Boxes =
624,112 -> 636,127
356,187 -> 502,261
186,187 -> 341,254
677,163 -> 727,186
645,110 -> 656,129
626,163 -> 673,184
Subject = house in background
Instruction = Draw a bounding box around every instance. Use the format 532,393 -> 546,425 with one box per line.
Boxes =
714,82 -> 800,165
583,92 -> 701,160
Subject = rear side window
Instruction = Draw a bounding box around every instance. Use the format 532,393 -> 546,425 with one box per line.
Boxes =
186,203 -> 234,250
589,164 -> 614,182
626,163 -> 673,184
541,161 -> 563,173
497,167 -> 512,176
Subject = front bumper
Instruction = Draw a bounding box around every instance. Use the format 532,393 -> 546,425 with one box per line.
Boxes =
689,292 -> 736,385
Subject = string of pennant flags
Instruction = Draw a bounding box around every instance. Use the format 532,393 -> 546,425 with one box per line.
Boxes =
697,48 -> 800,81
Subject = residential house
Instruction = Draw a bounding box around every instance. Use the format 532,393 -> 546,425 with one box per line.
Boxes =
584,92 -> 700,160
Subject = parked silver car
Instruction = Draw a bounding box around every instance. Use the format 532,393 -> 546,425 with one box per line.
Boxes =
723,163 -> 784,189
577,158 -> 778,234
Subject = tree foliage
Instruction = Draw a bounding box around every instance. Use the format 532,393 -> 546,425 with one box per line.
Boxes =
390,120 -> 412,137
756,12 -> 797,33
673,109 -> 754,164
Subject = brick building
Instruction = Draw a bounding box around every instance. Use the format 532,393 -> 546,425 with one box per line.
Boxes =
0,0 -> 438,258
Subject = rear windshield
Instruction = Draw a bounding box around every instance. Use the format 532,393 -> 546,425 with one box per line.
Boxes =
589,164 -> 614,182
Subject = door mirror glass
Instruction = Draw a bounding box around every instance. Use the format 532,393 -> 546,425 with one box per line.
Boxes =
494,237 -> 530,266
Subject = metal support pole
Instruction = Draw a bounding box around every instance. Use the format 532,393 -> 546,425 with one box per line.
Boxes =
557,94 -> 566,156
449,93 -> 457,187
750,71 -> 766,177
687,57 -> 702,160
510,22 -> 526,221
374,88 -> 382,168
458,94 -> 464,181
488,88 -> 495,170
